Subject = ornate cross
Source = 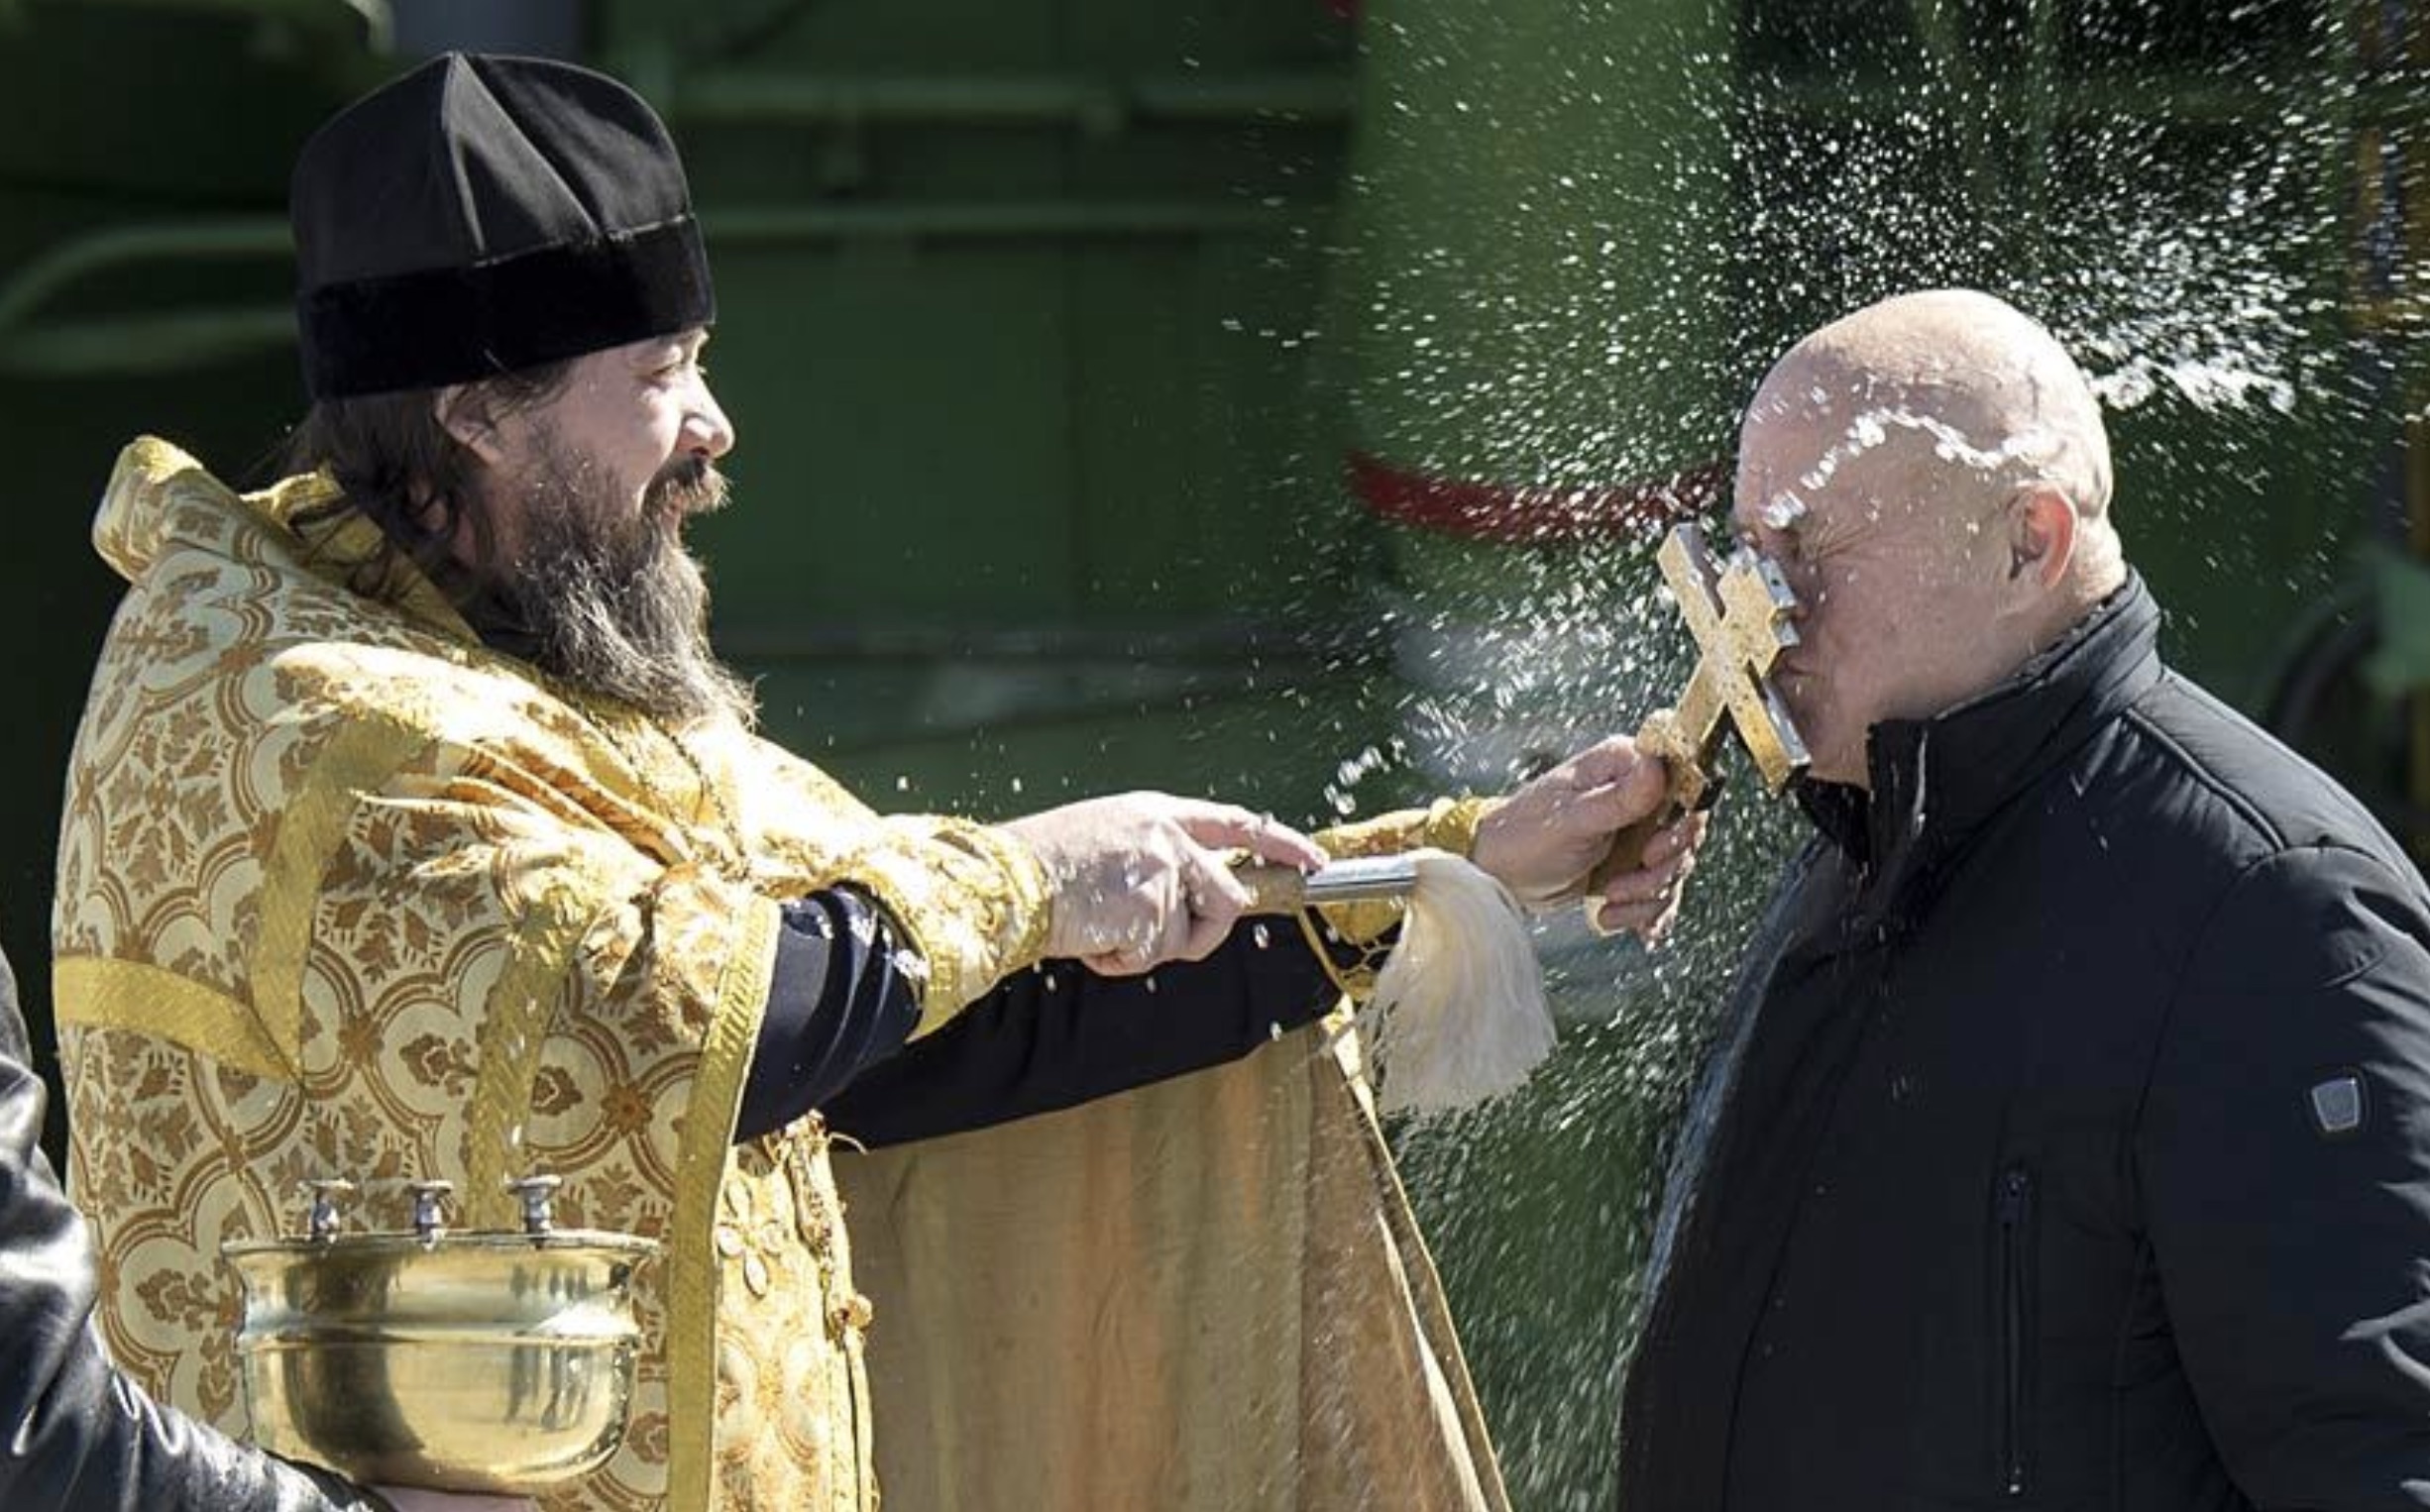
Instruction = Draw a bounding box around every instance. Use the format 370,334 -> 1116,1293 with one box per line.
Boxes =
1637,521 -> 1811,807
1238,522 -> 1812,912
1588,523 -> 1810,888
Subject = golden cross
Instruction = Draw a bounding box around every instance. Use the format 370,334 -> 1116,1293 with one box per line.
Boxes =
1638,521 -> 1811,807
1238,522 -> 1813,916
1588,523 -> 1810,892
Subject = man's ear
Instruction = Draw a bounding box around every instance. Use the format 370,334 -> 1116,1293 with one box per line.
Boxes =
2011,485 -> 2078,590
434,383 -> 506,466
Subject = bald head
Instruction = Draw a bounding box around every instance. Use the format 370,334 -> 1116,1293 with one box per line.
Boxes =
1761,288 -> 2116,546
1732,290 -> 2128,787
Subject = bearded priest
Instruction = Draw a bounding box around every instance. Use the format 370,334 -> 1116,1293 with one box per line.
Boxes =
53,53 -> 1700,1512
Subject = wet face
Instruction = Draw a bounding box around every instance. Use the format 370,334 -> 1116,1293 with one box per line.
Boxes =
1730,383 -> 2023,789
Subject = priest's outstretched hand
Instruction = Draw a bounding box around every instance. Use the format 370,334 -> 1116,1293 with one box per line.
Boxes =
1470,734 -> 1707,941
1003,794 -> 1327,976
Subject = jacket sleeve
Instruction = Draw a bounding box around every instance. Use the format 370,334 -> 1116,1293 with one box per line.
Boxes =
2137,843 -> 2430,1510
0,956 -> 385,1512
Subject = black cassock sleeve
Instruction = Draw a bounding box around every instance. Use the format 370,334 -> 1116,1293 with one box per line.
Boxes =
735,888 -> 926,1143
827,918 -> 1358,1148
735,887 -> 1363,1147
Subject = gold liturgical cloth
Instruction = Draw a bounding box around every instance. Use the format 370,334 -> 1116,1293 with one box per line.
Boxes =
55,439 -> 1510,1511
839,799 -> 1509,1512
55,440 -> 1050,1512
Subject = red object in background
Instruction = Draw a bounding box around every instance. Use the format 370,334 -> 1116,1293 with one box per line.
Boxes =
1324,0 -> 1360,19
1347,450 -> 1725,544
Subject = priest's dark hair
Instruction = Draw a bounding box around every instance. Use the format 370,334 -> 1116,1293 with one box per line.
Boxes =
277,365 -> 571,601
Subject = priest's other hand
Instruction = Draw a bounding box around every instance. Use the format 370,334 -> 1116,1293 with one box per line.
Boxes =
1470,735 -> 1708,941
374,1490 -> 535,1512
1004,794 -> 1327,974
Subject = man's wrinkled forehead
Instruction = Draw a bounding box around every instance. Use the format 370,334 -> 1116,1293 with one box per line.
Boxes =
1742,362 -> 2021,507
1733,372 -> 1839,522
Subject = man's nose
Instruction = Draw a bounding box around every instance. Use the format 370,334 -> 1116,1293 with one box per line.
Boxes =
686,383 -> 736,460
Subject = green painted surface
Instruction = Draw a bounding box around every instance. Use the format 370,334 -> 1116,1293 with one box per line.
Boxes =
1324,0 -> 1744,616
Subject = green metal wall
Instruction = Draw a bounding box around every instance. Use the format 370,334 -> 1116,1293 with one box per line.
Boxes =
588,0 -> 1377,815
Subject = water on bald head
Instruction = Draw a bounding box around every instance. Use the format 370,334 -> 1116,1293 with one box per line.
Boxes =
1787,288 -> 2115,524
1732,289 -> 2127,789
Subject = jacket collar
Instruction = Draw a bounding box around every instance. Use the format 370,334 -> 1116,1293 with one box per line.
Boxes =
1794,574 -> 2162,923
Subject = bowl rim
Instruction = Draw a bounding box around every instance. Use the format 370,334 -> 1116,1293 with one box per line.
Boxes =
222,1229 -> 661,1260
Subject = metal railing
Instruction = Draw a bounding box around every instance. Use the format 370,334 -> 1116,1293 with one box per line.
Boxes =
0,195 -> 1322,378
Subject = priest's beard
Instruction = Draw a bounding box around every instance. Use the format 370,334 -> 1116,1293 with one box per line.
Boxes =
494,438 -> 756,729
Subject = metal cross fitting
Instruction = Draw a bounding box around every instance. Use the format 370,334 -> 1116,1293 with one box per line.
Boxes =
301,1177 -> 356,1244
406,1179 -> 455,1242
507,1173 -> 565,1237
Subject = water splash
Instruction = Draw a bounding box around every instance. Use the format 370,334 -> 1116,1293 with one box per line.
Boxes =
1314,9 -> 2383,1506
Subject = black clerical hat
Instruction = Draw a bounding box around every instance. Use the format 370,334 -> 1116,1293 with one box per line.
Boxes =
291,53 -> 715,400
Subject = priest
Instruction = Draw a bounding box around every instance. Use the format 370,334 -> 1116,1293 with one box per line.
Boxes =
53,53 -> 1699,1512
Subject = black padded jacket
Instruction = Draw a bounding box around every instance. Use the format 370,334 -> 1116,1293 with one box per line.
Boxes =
1619,578 -> 2430,1510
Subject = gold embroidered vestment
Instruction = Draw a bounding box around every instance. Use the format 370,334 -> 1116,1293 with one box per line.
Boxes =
55,440 -> 1048,1511
55,438 -> 1510,1511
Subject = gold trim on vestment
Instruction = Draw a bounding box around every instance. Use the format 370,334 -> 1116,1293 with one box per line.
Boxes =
900,817 -> 1053,1037
53,956 -> 294,1083
464,886 -> 619,1231
249,717 -> 424,1076
265,466 -> 478,644
1297,798 -> 1499,997
1416,795 -> 1498,859
1315,796 -> 1498,863
1294,909 -> 1382,1003
665,895 -> 781,1512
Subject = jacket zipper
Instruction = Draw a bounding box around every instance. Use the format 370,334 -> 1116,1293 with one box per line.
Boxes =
1997,1165 -> 2034,1498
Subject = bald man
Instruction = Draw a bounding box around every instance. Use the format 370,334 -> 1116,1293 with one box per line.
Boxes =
1615,290 -> 2430,1509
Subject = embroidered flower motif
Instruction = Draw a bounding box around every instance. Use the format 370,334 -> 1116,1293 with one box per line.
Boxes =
58,458 -> 927,1508
602,1080 -> 653,1136
399,1032 -> 476,1095
527,1063 -> 583,1118
133,1264 -> 244,1418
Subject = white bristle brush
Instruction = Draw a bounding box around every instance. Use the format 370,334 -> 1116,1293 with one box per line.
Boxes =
1239,852 -> 1553,1114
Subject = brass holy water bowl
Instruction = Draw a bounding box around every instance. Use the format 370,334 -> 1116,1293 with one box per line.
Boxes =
224,1176 -> 657,1494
